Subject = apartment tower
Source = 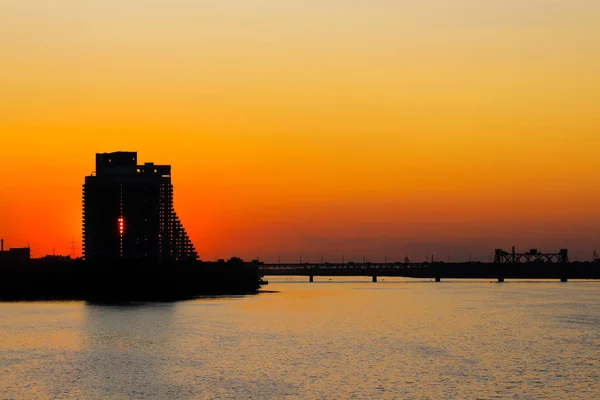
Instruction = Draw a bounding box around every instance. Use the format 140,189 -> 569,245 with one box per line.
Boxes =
82,152 -> 197,261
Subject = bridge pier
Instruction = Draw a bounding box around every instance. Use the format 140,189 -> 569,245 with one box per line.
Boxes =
560,277 -> 568,282
309,275 -> 314,283
372,276 -> 377,283
498,277 -> 505,283
435,277 -> 441,282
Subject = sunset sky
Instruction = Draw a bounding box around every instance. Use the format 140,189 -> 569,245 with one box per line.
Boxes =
1,1 -> 599,261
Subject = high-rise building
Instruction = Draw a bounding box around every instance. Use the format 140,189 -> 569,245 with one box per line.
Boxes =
82,152 -> 198,261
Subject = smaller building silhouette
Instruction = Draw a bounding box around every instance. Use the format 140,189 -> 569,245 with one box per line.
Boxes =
0,239 -> 31,264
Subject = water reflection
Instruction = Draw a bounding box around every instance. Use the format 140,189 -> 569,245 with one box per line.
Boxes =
1,281 -> 599,398
79,302 -> 177,399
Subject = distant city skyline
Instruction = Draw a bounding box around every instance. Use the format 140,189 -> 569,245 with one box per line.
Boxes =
1,1 -> 599,261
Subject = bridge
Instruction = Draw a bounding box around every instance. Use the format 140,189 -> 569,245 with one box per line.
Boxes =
261,262 -> 430,282
494,247 -> 569,264
258,248 -> 599,282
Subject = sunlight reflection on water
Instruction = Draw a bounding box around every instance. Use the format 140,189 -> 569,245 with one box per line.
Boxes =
1,278 -> 599,399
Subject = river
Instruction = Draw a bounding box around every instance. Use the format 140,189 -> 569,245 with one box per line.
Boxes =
1,277 -> 599,399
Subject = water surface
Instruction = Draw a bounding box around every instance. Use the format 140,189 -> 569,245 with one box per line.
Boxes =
1,278 -> 599,399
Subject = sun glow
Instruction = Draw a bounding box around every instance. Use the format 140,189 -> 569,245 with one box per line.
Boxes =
0,1 -> 599,261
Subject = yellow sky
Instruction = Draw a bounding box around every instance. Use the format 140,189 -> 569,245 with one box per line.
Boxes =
1,1 -> 599,261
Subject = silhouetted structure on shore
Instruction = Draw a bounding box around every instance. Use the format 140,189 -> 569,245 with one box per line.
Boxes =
0,152 -> 266,302
0,239 -> 30,264
83,152 -> 197,261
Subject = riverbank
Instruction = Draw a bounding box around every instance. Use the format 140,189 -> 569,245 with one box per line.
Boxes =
0,259 -> 266,301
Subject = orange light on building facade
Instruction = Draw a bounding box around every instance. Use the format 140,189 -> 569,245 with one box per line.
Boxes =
118,216 -> 125,236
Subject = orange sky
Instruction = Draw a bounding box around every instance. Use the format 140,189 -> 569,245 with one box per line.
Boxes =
1,1 -> 599,261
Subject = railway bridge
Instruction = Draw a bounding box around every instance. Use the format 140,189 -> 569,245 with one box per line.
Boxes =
258,248 -> 598,282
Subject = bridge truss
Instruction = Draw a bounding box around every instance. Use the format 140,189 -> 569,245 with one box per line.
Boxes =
494,248 -> 569,264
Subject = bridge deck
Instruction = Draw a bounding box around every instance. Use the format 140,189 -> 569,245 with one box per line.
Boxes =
258,262 -> 597,280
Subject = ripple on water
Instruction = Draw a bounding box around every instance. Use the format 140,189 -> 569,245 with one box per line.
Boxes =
0,281 -> 599,399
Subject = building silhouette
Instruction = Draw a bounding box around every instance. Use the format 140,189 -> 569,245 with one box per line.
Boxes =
0,239 -> 31,264
82,152 -> 197,261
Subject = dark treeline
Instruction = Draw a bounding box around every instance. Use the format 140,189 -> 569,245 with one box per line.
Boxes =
0,257 -> 266,302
